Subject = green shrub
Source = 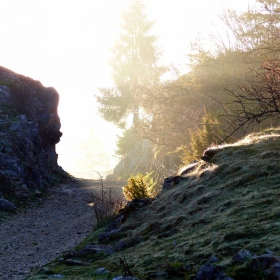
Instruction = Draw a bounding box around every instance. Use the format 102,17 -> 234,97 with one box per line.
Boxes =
181,113 -> 225,164
122,172 -> 157,201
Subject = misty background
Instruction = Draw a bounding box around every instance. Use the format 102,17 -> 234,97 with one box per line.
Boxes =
0,0 -> 252,179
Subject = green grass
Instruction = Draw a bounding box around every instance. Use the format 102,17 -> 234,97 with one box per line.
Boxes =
27,127 -> 280,279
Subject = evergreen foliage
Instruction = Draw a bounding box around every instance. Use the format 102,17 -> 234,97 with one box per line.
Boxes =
115,127 -> 140,157
96,0 -> 280,179
122,172 -> 156,201
97,0 -> 163,128
180,113 -> 225,164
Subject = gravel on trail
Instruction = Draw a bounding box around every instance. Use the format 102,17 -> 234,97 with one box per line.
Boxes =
0,179 -> 101,280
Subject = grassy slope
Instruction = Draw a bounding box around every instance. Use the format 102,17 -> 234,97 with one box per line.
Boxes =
28,128 -> 280,279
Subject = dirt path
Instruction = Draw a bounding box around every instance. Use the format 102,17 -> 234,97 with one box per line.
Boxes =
0,178 -> 108,280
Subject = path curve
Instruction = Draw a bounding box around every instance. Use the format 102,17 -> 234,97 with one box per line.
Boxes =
0,179 -> 99,280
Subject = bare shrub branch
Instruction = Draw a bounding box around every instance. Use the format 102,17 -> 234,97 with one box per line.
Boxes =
90,171 -> 126,225
220,58 -> 280,142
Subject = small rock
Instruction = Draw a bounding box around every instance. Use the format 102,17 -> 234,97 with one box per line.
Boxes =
232,250 -> 253,264
162,176 -> 187,189
202,148 -> 220,162
162,176 -> 174,189
5,170 -> 19,179
251,254 -> 280,270
49,274 -> 65,279
115,237 -> 141,252
65,259 -> 89,266
180,162 -> 198,176
209,255 -> 219,263
17,114 -> 27,121
264,249 -> 275,255
76,244 -> 113,256
34,190 -> 43,198
98,230 -> 120,244
268,262 -> 280,279
0,198 -> 16,212
201,155 -> 211,162
195,263 -> 233,280
95,267 -> 109,275
103,215 -> 126,233
121,198 -> 152,215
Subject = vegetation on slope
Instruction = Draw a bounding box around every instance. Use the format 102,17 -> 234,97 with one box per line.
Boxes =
103,0 -> 280,182
28,127 -> 280,279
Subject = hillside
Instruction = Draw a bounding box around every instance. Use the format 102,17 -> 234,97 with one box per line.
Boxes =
26,128 -> 280,279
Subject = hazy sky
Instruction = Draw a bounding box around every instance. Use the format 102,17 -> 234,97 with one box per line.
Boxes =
0,0 -> 254,178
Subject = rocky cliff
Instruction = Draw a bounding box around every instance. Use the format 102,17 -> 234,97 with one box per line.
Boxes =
0,66 -> 65,203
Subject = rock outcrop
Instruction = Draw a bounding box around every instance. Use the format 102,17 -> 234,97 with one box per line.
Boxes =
0,66 -> 64,203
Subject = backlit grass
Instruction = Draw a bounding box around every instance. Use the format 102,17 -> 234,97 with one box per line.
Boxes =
28,127 -> 280,279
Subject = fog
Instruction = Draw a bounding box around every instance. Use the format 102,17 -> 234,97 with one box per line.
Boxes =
0,0 -> 253,179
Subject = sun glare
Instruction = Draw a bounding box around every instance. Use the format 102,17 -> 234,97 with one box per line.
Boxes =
0,0 -> 253,179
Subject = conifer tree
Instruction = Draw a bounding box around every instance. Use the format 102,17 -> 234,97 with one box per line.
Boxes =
97,0 -> 163,128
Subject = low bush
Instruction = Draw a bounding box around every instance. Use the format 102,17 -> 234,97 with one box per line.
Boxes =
122,172 -> 158,201
181,113 -> 225,164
